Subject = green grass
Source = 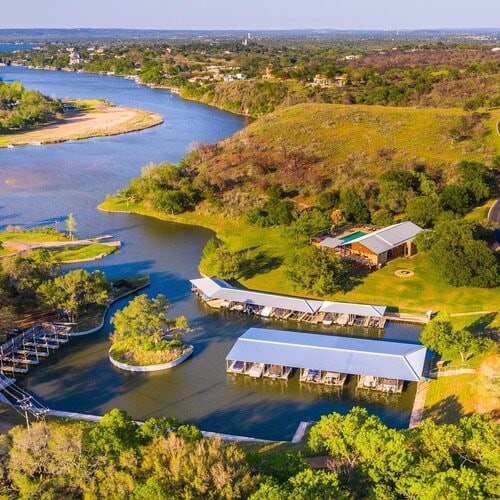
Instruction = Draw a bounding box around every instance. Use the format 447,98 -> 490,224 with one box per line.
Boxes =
0,230 -> 69,243
100,198 -> 499,315
423,374 -> 479,424
51,243 -> 117,262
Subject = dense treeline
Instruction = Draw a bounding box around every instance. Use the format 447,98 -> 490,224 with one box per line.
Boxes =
6,40 -> 500,116
0,80 -> 63,131
0,407 -> 497,498
0,242 -> 109,335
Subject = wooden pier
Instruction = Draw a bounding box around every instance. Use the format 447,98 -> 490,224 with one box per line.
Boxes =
0,323 -> 71,376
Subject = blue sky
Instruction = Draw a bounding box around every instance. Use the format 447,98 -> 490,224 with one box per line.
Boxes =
2,0 -> 498,30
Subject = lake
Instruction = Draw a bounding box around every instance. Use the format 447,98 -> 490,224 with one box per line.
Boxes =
0,66 -> 421,440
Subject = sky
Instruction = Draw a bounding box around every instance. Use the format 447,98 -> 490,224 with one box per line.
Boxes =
1,0 -> 499,30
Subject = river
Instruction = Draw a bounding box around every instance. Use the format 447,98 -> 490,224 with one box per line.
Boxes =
0,66 -> 421,440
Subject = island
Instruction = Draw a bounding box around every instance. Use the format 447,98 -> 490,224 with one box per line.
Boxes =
108,294 -> 193,372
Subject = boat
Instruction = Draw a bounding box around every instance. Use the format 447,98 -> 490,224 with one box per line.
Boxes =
248,362 -> 264,378
336,313 -> 349,326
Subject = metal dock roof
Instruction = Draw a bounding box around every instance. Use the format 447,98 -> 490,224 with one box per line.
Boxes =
190,278 -> 386,317
226,328 -> 426,382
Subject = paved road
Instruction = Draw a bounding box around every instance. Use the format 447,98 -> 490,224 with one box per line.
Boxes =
488,199 -> 500,224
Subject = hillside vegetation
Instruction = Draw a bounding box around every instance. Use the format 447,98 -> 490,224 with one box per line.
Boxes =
185,103 -> 499,215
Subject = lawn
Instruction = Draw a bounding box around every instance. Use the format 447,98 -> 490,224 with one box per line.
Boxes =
0,229 -> 69,243
51,243 -> 117,262
100,197 -> 499,315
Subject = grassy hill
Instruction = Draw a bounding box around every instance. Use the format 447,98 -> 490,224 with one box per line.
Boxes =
189,103 -> 499,214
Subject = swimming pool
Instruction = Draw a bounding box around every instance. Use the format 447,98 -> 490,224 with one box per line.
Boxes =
340,231 -> 367,243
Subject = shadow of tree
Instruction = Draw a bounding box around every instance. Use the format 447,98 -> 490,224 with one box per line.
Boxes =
465,312 -> 497,334
239,251 -> 284,279
423,395 -> 464,425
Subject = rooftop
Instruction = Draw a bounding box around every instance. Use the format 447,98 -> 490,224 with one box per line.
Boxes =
190,277 -> 387,317
342,221 -> 423,254
226,328 -> 426,382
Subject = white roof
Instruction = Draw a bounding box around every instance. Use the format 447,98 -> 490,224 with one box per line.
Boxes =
226,328 -> 426,382
318,237 -> 343,249
190,277 -> 322,313
343,222 -> 423,255
190,277 -> 386,317
319,301 -> 386,318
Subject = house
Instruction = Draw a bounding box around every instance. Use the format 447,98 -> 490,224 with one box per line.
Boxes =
312,74 -> 333,86
334,74 -> 348,87
319,221 -> 423,267
69,50 -> 82,65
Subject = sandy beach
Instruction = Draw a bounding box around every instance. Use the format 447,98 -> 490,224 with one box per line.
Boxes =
0,102 -> 163,147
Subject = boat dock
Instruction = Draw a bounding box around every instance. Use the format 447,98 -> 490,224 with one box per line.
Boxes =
191,277 -> 387,329
226,328 -> 426,393
0,323 -> 71,375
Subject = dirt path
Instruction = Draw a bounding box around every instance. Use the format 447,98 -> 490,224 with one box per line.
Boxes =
1,105 -> 163,147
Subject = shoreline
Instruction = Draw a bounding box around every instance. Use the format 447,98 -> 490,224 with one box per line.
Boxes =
0,101 -> 163,148
9,64 -> 252,119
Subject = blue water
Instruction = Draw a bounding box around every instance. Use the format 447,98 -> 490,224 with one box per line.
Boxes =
0,43 -> 36,53
0,66 -> 421,440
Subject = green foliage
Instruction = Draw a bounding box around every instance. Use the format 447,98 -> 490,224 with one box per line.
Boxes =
371,208 -> 394,227
308,407 -> 500,499
119,161 -> 201,214
339,189 -> 371,224
200,243 -> 248,280
420,314 -> 455,354
439,185 -> 471,215
110,294 -> 189,365
0,81 -> 63,131
285,209 -> 331,242
424,219 -> 499,288
420,314 -> 494,362
405,195 -> 442,228
457,161 -> 491,205
285,246 -> 352,295
38,269 -> 109,322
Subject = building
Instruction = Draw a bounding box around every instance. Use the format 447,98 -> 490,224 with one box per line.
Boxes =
190,277 -> 387,328
334,74 -> 348,87
318,221 -> 423,267
226,328 -> 426,392
69,50 -> 82,65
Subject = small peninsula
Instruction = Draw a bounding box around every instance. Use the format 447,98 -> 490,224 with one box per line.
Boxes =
0,98 -> 163,147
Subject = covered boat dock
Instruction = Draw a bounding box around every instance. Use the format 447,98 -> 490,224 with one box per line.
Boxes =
226,328 -> 426,392
191,277 -> 387,328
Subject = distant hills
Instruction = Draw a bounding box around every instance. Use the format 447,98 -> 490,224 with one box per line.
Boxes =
0,28 -> 498,42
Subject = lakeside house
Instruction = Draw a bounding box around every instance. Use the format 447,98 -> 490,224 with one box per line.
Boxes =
317,221 -> 423,267
69,49 -> 82,65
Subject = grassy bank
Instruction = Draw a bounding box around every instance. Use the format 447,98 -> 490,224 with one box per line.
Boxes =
52,243 -> 117,263
99,198 -> 500,315
0,99 -> 163,148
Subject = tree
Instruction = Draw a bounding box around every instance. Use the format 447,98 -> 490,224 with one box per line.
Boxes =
405,196 -> 442,228
439,185 -> 471,215
425,219 -> 499,288
454,329 -> 494,362
38,269 -> 109,322
340,189 -> 371,224
457,161 -> 490,205
110,294 -> 173,343
420,314 -> 454,355
65,212 -> 77,239
285,246 -> 351,295
286,209 -> 331,243
201,243 -> 248,280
